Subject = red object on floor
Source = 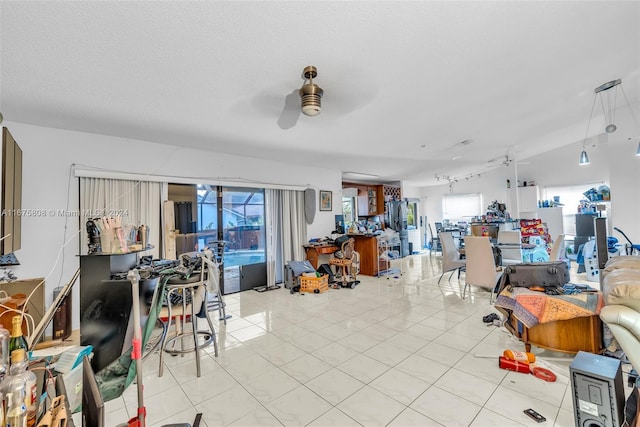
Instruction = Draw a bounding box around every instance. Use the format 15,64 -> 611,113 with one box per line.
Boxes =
128,407 -> 146,426
532,366 -> 557,382
498,356 -> 530,373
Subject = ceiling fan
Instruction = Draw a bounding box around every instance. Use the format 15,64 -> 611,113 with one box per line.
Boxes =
487,154 -> 529,168
252,65 -> 379,130
275,66 -> 323,129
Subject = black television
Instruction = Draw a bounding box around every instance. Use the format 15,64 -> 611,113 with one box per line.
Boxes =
82,355 -> 104,427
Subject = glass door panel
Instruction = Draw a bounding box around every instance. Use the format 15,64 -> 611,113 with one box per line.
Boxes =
222,187 -> 266,292
196,185 -> 267,294
196,184 -> 218,249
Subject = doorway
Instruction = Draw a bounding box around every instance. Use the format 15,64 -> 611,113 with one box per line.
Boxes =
196,185 -> 266,294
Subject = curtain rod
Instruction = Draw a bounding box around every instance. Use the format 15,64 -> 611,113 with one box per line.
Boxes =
73,167 -> 308,191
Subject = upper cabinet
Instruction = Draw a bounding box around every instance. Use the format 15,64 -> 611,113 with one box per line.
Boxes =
508,185 -> 539,214
344,182 -> 400,217
358,185 -> 384,216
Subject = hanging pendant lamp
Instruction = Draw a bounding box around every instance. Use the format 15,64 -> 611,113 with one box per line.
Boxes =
593,78 -> 640,157
579,87 -> 598,166
595,79 -> 621,134
579,150 -> 590,165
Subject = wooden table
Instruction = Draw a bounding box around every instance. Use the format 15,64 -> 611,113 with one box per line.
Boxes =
502,310 -> 603,354
303,244 -> 337,269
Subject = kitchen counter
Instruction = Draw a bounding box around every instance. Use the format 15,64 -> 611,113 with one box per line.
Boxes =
349,234 -> 379,276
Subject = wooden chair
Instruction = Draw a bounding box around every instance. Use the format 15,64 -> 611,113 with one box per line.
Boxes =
463,236 -> 503,302
330,237 -> 359,288
438,231 -> 466,284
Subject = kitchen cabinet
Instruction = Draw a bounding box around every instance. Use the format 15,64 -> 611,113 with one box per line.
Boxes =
357,185 -> 384,216
508,186 -> 539,215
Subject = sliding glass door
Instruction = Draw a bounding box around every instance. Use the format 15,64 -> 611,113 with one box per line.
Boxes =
197,185 -> 266,293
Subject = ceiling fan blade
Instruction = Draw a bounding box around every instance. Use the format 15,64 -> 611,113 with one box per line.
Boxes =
277,89 -> 301,129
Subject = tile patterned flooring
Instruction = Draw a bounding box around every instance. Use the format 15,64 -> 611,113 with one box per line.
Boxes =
76,254 -> 617,426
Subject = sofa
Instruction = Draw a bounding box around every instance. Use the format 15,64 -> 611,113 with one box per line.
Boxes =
599,256 -> 640,371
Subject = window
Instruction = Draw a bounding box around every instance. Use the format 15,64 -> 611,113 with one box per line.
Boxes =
407,200 -> 418,229
443,193 -> 482,222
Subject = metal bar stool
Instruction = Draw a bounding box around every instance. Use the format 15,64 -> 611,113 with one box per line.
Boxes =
158,270 -> 218,377
201,247 -> 229,324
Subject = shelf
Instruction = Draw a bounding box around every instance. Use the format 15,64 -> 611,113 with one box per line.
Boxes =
83,245 -> 155,256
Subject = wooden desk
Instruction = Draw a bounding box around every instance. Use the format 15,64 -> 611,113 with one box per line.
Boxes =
303,245 -> 337,269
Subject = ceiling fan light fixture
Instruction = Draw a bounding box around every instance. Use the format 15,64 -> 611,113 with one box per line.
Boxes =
299,66 -> 323,116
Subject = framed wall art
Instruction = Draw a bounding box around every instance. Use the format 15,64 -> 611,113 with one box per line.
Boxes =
319,190 -> 332,211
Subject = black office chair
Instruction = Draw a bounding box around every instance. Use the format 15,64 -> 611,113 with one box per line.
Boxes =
429,223 -> 442,255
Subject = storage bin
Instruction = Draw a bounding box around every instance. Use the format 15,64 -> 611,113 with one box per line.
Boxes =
284,260 -> 316,289
299,274 -> 329,293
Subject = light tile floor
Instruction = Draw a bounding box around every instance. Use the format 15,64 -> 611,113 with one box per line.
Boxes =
75,254 -> 626,426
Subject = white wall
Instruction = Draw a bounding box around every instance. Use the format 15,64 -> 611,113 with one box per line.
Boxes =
4,121 -> 341,330
608,125 -> 640,244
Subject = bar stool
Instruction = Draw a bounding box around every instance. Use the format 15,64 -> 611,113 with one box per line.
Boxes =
158,270 -> 218,377
201,247 -> 228,324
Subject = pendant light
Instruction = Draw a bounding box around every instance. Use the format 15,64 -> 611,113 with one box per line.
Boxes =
596,79 -> 621,134
579,150 -> 590,165
593,78 -> 640,157
579,88 -> 597,166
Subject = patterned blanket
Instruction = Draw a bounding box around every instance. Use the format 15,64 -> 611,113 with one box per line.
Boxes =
495,287 -> 603,328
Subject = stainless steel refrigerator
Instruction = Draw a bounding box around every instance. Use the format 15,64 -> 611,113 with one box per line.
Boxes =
386,200 -> 409,257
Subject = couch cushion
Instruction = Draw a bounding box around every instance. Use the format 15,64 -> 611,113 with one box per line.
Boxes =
603,268 -> 640,312
604,255 -> 640,270
602,256 -> 640,281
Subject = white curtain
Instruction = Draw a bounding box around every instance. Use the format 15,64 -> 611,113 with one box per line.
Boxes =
79,177 -> 162,257
265,189 -> 307,286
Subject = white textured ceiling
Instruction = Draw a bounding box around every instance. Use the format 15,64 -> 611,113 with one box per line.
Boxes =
1,1 -> 639,186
